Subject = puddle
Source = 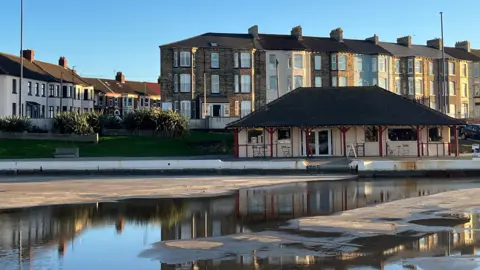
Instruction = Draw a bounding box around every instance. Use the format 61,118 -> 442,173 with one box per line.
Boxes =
2,178 -> 480,269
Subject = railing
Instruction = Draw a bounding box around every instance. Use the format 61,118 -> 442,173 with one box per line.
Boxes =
189,117 -> 240,130
238,143 -> 293,158
420,142 -> 451,157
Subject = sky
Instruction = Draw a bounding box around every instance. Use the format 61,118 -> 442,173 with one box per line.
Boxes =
1,0 -> 479,82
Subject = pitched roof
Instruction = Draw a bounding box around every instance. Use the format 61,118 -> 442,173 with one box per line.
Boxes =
34,60 -> 90,85
471,49 -> 480,58
0,53 -> 57,82
301,37 -> 351,53
227,86 -> 462,128
160,33 -> 255,49
379,42 -> 455,59
342,39 -> 392,55
126,81 -> 161,96
444,47 -> 480,61
257,34 -> 308,50
81,77 -> 115,94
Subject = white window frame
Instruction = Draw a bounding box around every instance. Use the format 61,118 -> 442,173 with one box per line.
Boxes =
372,78 -> 377,86
180,74 -> 191,92
240,75 -> 251,93
331,54 -> 337,70
356,56 -> 363,72
428,62 -> 433,75
379,58 -> 386,72
240,53 -> 251,68
234,101 -> 240,116
268,54 -> 276,69
408,77 -> 414,95
462,83 -> 468,97
372,57 -> 377,72
294,54 -> 303,69
211,75 -> 220,94
240,101 -> 251,117
462,63 -> 467,77
339,76 -> 347,87
294,75 -> 303,89
223,104 -> 230,117
415,60 -> 422,74
180,51 -> 190,67
449,62 -> 455,75
474,63 -> 479,77
180,100 -> 191,119
430,81 -> 435,96
338,55 -> 346,71
234,53 -> 239,68
287,76 -> 292,91
211,53 -> 219,68
234,75 -> 239,93
173,51 -> 178,67
395,78 -> 401,94
395,59 -> 400,73
408,59 -> 413,74
332,76 -> 337,87
415,79 -> 423,95
449,104 -> 456,117
314,76 -> 322,87
449,81 -> 455,96
314,55 -> 322,70
356,79 -> 363,86
268,76 -> 277,91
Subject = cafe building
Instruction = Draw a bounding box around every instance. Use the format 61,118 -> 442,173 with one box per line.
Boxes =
227,86 -> 463,158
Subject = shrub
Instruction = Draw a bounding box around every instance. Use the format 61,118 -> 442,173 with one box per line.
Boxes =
53,112 -> 94,135
100,115 -> 122,129
0,116 -> 32,132
123,109 -> 188,136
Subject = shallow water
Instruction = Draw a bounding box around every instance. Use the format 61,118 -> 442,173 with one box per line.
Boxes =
1,178 -> 480,269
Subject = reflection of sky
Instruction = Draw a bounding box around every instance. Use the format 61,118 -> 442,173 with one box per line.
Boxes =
38,223 -> 161,270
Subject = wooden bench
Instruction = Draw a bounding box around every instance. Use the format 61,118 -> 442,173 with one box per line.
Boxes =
54,147 -> 79,158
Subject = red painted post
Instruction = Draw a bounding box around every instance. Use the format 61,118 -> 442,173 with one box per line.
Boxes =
379,126 -> 383,157
416,125 -> 420,157
454,125 -> 459,157
339,127 -> 350,157
234,129 -> 239,158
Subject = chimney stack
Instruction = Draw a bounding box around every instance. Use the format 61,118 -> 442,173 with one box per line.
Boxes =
248,25 -> 259,39
58,57 -> 67,68
426,38 -> 443,50
22,49 -> 34,62
330,28 -> 344,42
455,40 -> 471,52
115,72 -> 125,83
291,25 -> 303,40
365,34 -> 379,45
397,36 -> 412,47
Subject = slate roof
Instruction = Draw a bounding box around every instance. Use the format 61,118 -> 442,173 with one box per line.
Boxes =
257,34 -> 308,50
83,77 -> 161,97
81,78 -> 116,94
227,86 -> 463,128
301,37 -> 352,53
379,42 -> 454,59
0,53 -> 57,82
444,47 -> 480,61
472,49 -> 480,58
126,81 -> 161,96
160,33 -> 255,49
343,39 -> 392,55
34,60 -> 90,85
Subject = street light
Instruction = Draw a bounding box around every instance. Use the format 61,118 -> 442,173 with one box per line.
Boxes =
19,0 -> 24,117
440,12 -> 447,115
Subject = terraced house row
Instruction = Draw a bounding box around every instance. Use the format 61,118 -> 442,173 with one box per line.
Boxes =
159,25 -> 480,119
0,50 -> 161,122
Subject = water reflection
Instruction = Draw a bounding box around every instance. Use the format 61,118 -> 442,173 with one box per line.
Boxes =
1,178 -> 480,269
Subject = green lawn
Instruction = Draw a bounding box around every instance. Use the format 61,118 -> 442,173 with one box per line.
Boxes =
0,131 -> 233,159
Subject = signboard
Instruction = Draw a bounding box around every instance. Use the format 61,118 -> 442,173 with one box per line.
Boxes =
473,144 -> 480,159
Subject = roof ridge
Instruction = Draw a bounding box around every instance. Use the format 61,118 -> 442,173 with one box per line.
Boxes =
97,78 -> 116,94
159,32 -> 211,48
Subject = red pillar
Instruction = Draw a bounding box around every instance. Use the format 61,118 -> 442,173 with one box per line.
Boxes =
416,125 -> 420,157
454,125 -> 459,157
338,127 -> 350,157
379,126 -> 383,157
234,129 -> 239,158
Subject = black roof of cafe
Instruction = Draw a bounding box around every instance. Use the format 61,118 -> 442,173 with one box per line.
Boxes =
227,86 -> 463,128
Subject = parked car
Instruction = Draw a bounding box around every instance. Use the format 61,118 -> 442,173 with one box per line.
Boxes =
460,124 -> 480,140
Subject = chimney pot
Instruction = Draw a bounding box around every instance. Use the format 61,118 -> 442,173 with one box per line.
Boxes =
22,49 -> 35,62
455,40 -> 471,52
426,38 -> 443,50
59,57 -> 67,68
397,36 -> 412,47
115,72 -> 125,83
330,28 -> 344,42
365,34 -> 379,45
248,25 -> 259,39
291,25 -> 303,40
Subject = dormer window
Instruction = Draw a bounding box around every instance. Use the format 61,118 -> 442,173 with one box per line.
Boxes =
210,42 -> 218,47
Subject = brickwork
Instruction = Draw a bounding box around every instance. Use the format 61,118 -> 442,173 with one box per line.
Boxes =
310,52 -> 331,87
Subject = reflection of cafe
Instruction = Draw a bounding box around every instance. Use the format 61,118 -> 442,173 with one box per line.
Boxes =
228,86 -> 463,158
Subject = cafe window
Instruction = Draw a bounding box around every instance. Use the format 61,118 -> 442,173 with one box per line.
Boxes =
428,127 -> 442,142
248,129 -> 263,144
388,128 -> 417,141
365,126 -> 379,142
277,128 -> 291,141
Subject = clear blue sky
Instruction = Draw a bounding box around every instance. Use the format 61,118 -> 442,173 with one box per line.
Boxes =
1,0 -> 479,82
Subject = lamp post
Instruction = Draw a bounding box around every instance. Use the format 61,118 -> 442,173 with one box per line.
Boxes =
19,0 -> 24,117
440,12 -> 447,115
